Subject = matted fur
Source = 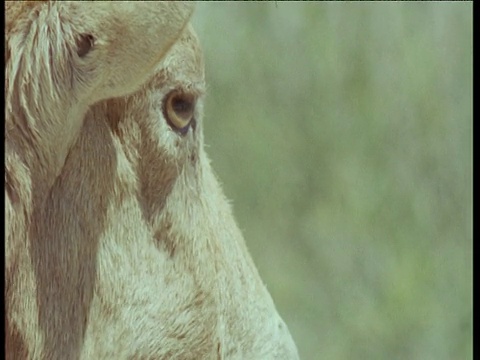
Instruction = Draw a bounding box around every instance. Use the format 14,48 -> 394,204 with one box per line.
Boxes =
5,1 -> 299,359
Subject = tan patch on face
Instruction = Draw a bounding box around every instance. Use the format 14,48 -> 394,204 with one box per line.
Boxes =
5,169 -> 20,204
5,310 -> 30,358
153,216 -> 176,257
138,139 -> 179,223
25,112 -> 118,358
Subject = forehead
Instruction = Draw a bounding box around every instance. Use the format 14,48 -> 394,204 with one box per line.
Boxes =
148,24 -> 206,95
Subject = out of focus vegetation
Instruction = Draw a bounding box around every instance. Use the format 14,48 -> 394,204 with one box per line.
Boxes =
193,3 -> 472,359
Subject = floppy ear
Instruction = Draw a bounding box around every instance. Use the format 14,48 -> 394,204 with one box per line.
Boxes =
67,1 -> 196,101
5,2 -> 76,133
5,1 -> 195,131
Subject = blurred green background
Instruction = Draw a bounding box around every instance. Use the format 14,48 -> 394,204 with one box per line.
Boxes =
192,3 -> 472,360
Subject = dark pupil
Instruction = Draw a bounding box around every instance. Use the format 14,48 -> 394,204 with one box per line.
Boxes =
172,97 -> 193,115
77,34 -> 94,57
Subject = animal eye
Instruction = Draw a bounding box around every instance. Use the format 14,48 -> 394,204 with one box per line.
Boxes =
163,91 -> 196,135
76,34 -> 95,57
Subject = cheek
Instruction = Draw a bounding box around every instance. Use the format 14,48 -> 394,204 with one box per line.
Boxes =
138,152 -> 179,224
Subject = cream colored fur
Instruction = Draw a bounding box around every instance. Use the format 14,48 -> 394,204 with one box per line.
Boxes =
5,1 -> 299,359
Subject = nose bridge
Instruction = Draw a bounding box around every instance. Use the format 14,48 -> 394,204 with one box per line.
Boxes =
274,317 -> 301,359
196,158 -> 298,359
214,234 -> 300,359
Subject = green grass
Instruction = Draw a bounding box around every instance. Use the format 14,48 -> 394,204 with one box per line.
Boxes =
193,2 -> 472,359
